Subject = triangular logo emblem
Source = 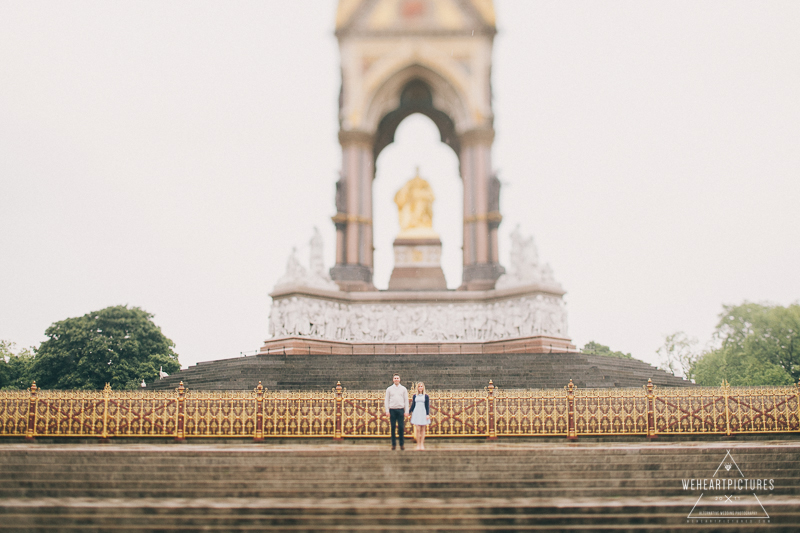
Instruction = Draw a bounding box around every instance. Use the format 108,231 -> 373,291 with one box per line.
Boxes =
685,450 -> 771,522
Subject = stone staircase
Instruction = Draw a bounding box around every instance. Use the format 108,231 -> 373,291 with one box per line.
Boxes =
0,441 -> 797,531
150,352 -> 691,391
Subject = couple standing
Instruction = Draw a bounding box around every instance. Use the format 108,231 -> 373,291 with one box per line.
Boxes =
384,373 -> 430,450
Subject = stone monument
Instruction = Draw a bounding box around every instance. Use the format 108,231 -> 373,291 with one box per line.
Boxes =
258,0 -> 576,355
150,1 -> 699,392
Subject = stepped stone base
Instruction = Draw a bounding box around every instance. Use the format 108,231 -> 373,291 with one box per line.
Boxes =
259,335 -> 576,355
151,350 -> 692,391
1,442 -> 798,531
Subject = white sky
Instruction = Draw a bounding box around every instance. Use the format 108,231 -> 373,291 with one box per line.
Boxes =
1,1 -> 798,372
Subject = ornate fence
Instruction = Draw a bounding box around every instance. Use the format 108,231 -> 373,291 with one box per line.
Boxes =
1,380 -> 798,441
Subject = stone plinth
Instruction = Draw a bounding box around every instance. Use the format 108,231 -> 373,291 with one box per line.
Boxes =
260,335 -> 576,356
267,282 -> 573,351
387,238 -> 447,291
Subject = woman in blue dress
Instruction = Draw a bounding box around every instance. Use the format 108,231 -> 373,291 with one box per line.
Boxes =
410,382 -> 430,450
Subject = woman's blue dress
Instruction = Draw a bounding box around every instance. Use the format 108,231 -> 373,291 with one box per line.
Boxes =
411,394 -> 430,426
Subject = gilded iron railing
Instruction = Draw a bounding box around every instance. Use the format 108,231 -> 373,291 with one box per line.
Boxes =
1,379 -> 798,441
495,386 -> 569,436
264,389 -> 335,438
0,390 -> 29,436
184,390 -> 255,438
573,386 -> 648,436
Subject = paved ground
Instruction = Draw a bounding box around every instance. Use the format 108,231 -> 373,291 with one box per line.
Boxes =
2,438 -> 799,453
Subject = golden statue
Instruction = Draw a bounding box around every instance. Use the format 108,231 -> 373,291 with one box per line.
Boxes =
394,168 -> 439,239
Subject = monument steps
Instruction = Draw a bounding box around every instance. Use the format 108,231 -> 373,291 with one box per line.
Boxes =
150,352 -> 690,391
3,506 -> 799,531
1,505 -> 797,531
1,444 -> 798,530
5,486 -> 800,500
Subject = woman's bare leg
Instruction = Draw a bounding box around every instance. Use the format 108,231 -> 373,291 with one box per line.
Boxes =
419,425 -> 426,450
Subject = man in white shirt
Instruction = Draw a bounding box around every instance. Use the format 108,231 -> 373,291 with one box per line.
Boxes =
384,373 -> 409,450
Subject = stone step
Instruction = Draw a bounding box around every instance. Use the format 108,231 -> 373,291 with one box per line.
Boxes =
2,471 -> 794,481
6,489 -> 798,500
1,454 -> 781,466
2,454 -> 794,466
2,501 -> 796,516
0,520 -> 797,533
0,454 -> 800,466
3,475 -> 794,489
2,510 -> 796,527
4,449 -> 792,458
150,351 -> 691,391
4,462 -> 795,474
0,506 -> 796,532
2,461 -> 795,474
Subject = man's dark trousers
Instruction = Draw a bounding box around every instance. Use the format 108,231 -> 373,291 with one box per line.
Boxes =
389,408 -> 405,448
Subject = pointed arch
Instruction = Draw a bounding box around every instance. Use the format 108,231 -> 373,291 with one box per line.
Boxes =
372,79 -> 460,162
364,63 -> 471,141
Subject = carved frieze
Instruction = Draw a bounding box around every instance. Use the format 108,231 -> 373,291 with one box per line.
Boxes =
269,293 -> 569,343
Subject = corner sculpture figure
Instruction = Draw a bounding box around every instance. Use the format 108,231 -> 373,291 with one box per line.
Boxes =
309,227 -> 327,279
394,169 -> 438,239
495,226 -> 561,290
273,229 -> 339,292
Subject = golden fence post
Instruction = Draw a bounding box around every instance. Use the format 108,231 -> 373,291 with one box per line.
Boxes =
25,381 -> 37,441
723,379 -> 731,436
175,381 -> 185,441
254,381 -> 264,442
487,380 -> 497,440
101,383 -> 111,441
334,381 -> 343,441
566,379 -> 577,441
796,379 -> 800,432
646,378 -> 657,440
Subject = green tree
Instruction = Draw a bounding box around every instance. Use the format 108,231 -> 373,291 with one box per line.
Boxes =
0,340 -> 36,390
690,302 -> 798,386
657,332 -> 699,380
692,345 -> 793,386
581,341 -> 632,359
33,305 -> 180,390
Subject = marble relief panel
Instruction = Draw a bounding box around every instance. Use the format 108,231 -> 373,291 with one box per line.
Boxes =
269,294 -> 569,343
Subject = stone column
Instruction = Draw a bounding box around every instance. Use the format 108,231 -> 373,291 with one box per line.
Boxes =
460,127 -> 504,290
330,130 -> 375,290
333,173 -> 347,265
488,173 -> 502,265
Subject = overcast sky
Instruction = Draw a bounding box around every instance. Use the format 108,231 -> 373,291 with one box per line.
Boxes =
2,1 -> 798,374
